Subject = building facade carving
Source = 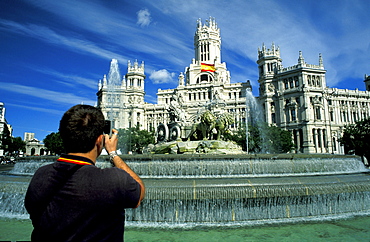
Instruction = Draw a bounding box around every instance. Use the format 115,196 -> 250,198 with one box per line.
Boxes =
97,17 -> 370,154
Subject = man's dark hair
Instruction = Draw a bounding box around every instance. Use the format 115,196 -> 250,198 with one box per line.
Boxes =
59,104 -> 105,153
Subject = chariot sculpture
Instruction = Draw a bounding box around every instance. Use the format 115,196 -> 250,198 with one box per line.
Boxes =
156,98 -> 234,143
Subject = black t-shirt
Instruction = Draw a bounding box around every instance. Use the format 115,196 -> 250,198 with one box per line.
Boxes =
25,154 -> 141,241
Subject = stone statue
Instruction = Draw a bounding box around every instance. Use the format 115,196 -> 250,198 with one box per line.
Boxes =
168,95 -> 186,122
187,110 -> 216,141
212,113 -> 234,140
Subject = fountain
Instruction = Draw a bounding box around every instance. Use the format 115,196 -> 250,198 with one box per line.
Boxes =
1,90 -> 370,227
1,154 -> 370,227
245,88 -> 263,153
106,58 -> 122,125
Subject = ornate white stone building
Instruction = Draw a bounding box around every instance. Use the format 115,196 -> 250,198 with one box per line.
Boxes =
97,17 -> 250,140
0,102 -> 12,157
97,17 -> 370,154
257,44 -> 370,154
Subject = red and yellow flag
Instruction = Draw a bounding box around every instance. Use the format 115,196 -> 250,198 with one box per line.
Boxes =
201,63 -> 216,72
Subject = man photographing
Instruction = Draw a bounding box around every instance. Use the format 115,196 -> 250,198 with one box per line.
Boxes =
25,104 -> 145,241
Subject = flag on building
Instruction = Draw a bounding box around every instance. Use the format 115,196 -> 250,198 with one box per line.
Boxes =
201,63 -> 216,72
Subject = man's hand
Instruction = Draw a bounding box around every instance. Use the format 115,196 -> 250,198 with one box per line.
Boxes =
104,129 -> 118,153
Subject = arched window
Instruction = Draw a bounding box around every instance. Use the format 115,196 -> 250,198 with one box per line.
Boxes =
197,73 -> 214,83
201,74 -> 209,82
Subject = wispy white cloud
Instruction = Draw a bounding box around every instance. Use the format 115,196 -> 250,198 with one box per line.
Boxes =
31,67 -> 97,89
23,0 -> 136,34
0,82 -> 95,105
0,19 -> 127,62
144,94 -> 157,104
6,102 -> 63,116
137,9 -> 152,27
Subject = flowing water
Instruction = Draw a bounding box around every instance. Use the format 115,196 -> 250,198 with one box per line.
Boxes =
1,154 -> 370,240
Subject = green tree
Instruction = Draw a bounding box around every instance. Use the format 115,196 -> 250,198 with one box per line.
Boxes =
44,132 -> 65,155
118,125 -> 155,154
224,124 -> 247,151
339,118 -> 370,164
223,124 -> 263,153
248,124 -> 264,153
265,125 -> 294,153
3,136 -> 26,155
225,122 -> 294,154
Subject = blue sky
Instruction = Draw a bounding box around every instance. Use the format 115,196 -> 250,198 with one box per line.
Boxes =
1,0 -> 369,141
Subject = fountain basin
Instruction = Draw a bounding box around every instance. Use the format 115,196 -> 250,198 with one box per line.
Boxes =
1,154 -> 370,225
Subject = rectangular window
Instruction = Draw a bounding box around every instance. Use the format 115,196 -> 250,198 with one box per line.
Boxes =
286,110 -> 290,122
294,76 -> 299,87
316,107 -> 321,120
291,109 -> 296,121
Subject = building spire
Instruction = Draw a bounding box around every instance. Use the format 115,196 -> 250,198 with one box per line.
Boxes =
178,72 -> 185,86
258,43 -> 280,59
319,53 -> 323,67
298,51 -> 305,65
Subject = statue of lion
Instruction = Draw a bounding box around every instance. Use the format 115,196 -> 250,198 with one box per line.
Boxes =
187,110 -> 216,141
212,113 -> 234,140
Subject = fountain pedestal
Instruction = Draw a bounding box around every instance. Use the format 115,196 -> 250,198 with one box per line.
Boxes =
148,140 -> 244,154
